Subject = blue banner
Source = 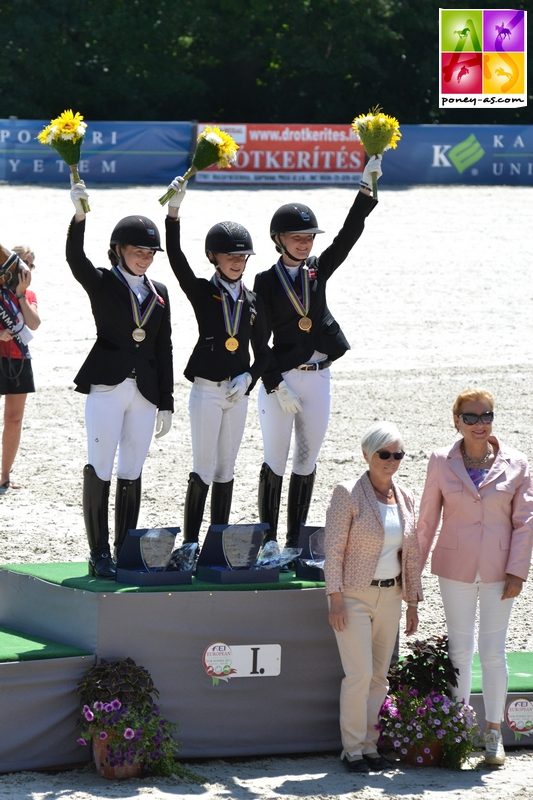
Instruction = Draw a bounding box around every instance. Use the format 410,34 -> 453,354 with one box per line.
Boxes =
1,120 -> 531,186
385,124 -> 532,186
0,120 -> 195,184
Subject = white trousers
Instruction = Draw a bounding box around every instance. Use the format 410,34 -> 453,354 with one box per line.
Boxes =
258,367 -> 331,476
439,576 -> 515,723
331,584 -> 403,756
189,377 -> 248,485
85,378 -> 157,482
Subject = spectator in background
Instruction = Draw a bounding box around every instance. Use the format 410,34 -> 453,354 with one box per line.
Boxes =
0,244 -> 40,493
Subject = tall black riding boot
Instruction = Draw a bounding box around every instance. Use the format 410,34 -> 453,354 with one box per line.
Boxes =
210,479 -> 234,525
286,468 -> 316,549
183,472 -> 209,543
114,475 -> 142,560
258,462 -> 283,543
82,464 -> 116,578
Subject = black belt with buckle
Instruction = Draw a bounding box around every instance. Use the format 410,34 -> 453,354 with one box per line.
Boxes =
128,369 -> 136,379
297,358 -> 332,372
370,575 -> 401,588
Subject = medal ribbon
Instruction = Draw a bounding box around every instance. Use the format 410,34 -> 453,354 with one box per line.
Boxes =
274,261 -> 310,318
112,266 -> 158,331
216,277 -> 244,338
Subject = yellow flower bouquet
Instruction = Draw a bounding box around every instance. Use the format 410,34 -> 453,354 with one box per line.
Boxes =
37,109 -> 90,212
159,125 -> 239,205
351,106 -> 401,199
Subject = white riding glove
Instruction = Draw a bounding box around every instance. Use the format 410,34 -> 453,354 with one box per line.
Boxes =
155,410 -> 172,439
167,176 -> 188,211
274,380 -> 302,414
360,154 -> 383,190
70,181 -> 89,214
226,372 -> 252,403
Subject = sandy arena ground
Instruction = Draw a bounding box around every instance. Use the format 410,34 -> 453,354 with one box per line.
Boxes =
1,182 -> 532,798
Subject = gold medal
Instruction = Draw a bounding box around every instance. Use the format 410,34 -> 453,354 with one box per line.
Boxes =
298,316 -> 313,332
225,336 -> 239,352
132,327 -> 146,342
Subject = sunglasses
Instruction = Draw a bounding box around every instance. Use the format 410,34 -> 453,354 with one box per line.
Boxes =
377,450 -> 405,461
459,411 -> 494,426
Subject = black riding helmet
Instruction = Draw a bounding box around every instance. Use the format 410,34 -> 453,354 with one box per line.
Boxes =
270,204 -> 324,238
270,203 -> 324,260
205,221 -> 255,259
110,216 -> 164,251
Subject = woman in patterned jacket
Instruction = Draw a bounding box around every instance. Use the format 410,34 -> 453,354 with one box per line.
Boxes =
324,421 -> 422,773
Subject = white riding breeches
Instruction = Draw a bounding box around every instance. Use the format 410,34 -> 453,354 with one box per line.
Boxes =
85,378 -> 157,482
189,377 -> 249,485
258,367 -> 331,477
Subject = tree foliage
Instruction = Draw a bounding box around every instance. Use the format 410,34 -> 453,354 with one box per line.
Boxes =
0,0 -> 529,123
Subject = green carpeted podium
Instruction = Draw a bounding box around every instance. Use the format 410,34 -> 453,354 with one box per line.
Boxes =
1,562 -> 532,773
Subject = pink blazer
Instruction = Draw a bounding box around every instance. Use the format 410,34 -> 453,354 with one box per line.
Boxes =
417,437 -> 533,583
324,471 -> 423,603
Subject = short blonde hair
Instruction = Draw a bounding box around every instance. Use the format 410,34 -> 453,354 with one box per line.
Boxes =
452,388 -> 494,417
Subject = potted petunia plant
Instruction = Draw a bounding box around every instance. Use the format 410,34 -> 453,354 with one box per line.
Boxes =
76,657 -> 200,780
379,635 -> 480,769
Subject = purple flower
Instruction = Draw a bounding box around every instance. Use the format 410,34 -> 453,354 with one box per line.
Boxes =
104,702 -> 114,712
83,708 -> 94,722
123,728 -> 135,740
98,731 -> 108,740
93,701 -> 104,711
416,756 -> 423,763
77,737 -> 88,746
423,747 -> 431,754
393,739 -> 401,748
111,699 -> 122,711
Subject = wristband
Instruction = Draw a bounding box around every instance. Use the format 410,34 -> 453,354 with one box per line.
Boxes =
407,602 -> 418,608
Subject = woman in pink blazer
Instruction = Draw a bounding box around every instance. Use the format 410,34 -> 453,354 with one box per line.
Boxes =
324,421 -> 422,773
417,388 -> 533,767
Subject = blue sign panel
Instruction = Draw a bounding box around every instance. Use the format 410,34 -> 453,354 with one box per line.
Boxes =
385,124 -> 532,185
0,120 -> 195,184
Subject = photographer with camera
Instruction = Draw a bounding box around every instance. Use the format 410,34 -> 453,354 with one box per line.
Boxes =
0,244 -> 41,493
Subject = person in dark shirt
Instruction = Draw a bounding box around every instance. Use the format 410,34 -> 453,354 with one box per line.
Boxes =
67,181 -> 174,578
164,177 -> 270,543
253,156 -> 381,549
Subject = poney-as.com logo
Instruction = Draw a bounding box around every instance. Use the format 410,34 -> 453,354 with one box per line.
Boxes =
439,9 -> 527,108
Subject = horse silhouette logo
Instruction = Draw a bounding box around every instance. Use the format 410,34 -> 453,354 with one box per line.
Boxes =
495,23 -> 511,40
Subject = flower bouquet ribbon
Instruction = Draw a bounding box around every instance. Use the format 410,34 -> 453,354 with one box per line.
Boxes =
351,106 -> 401,199
37,109 -> 90,212
159,125 -> 238,205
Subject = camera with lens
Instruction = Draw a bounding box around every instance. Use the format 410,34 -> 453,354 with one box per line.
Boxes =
0,245 -> 23,291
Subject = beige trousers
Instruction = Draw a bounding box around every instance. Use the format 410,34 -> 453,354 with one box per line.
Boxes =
332,584 -> 402,756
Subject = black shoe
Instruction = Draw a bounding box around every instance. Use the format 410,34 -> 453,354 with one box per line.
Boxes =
341,755 -> 370,773
363,753 -> 392,770
89,552 -> 116,579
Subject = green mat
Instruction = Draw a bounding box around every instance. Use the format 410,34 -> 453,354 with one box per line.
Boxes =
0,562 -> 325,593
471,652 -> 533,694
0,626 -> 92,663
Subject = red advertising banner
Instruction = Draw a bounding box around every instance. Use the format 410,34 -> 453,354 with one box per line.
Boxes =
195,123 -> 365,185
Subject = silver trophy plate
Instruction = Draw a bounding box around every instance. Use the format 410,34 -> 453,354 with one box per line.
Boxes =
221,525 -> 264,569
140,528 -> 176,570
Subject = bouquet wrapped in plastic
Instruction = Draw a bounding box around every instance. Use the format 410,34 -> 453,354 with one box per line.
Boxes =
159,125 -> 238,205
351,106 -> 401,199
37,109 -> 90,212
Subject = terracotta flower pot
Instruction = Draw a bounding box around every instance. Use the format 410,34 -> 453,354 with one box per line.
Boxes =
92,737 -> 142,780
402,740 -> 443,767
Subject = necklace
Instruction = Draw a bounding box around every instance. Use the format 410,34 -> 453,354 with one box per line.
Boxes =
461,441 -> 494,467
370,479 -> 394,500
